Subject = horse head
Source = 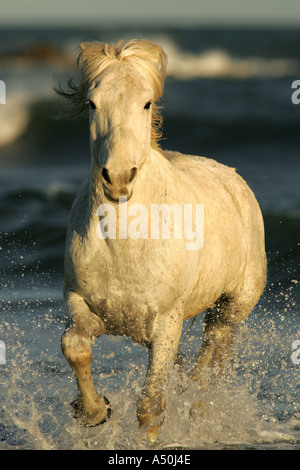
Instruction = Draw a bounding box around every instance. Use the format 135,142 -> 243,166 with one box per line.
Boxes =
57,39 -> 167,202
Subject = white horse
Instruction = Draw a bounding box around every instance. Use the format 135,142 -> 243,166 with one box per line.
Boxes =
56,39 -> 266,444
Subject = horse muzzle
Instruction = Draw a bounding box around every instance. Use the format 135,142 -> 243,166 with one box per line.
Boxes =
101,166 -> 137,202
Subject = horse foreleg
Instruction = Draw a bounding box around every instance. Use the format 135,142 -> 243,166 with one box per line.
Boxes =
137,306 -> 184,445
61,290 -> 110,426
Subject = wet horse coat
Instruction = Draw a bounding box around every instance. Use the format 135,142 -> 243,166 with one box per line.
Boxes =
57,39 -> 267,443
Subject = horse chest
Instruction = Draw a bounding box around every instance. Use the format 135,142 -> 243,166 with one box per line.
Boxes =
68,236 -> 185,341
86,269 -> 162,342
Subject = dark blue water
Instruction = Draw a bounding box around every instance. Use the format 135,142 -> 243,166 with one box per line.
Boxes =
0,26 -> 299,449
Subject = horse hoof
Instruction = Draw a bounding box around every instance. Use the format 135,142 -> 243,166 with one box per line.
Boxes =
70,396 -> 112,426
86,396 -> 112,426
146,423 -> 162,446
100,396 -> 112,423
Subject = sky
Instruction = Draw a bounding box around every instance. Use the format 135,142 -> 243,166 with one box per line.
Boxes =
0,0 -> 299,27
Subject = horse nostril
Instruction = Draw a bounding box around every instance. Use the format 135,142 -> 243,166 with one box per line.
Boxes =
102,166 -> 137,187
102,168 -> 111,185
128,167 -> 137,183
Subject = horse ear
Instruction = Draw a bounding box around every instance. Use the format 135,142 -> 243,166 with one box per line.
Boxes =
146,43 -> 168,100
142,41 -> 168,95
143,41 -> 168,83
79,41 -> 107,65
154,46 -> 167,84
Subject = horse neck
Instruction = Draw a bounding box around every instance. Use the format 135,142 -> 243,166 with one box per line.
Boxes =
138,148 -> 179,204
88,159 -> 103,215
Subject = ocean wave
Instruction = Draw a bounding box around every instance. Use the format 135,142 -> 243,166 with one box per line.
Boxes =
0,68 -> 55,148
2,34 -> 298,80
0,104 -> 30,148
159,39 -> 299,79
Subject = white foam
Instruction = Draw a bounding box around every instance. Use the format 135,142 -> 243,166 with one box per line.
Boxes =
0,102 -> 30,147
158,39 -> 298,79
0,69 -> 53,147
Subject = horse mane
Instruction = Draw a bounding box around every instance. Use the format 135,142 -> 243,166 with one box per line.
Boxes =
54,39 -> 168,148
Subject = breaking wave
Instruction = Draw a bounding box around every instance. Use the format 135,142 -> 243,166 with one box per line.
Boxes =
159,39 -> 299,79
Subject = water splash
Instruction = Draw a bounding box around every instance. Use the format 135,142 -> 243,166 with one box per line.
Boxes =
0,291 -> 299,450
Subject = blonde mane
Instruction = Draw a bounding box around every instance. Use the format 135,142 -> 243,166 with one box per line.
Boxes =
55,39 -> 168,148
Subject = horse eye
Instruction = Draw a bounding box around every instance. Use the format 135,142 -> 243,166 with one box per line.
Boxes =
89,100 -> 96,110
144,101 -> 151,110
